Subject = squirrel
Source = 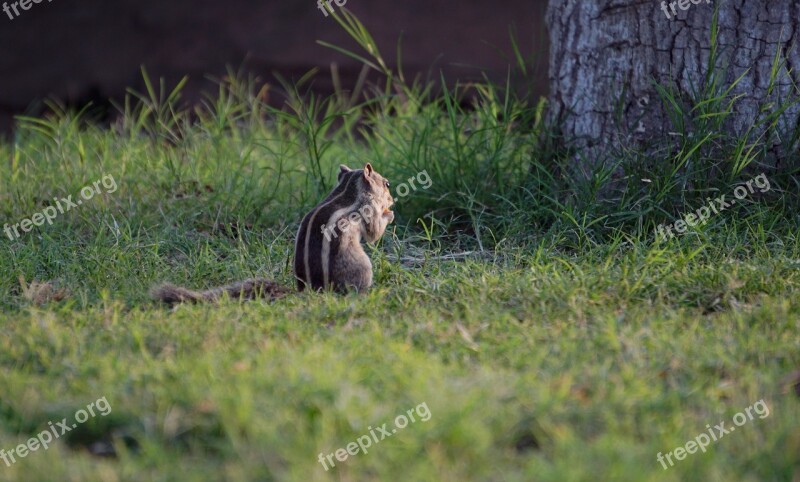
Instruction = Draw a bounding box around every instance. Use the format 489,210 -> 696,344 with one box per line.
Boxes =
151,163 -> 395,305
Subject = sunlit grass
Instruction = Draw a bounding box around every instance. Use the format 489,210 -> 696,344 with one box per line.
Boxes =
0,9 -> 799,481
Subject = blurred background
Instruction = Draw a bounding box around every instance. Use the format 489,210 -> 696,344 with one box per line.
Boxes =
0,0 -> 549,134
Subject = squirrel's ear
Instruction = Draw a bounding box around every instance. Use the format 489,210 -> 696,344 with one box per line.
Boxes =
338,165 -> 352,182
363,163 -> 374,178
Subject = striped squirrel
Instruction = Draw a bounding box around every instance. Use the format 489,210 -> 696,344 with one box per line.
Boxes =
152,163 -> 395,304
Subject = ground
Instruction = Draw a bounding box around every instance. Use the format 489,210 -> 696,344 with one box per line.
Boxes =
0,56 -> 799,481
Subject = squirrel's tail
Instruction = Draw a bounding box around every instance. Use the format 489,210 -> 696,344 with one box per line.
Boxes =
151,278 -> 291,305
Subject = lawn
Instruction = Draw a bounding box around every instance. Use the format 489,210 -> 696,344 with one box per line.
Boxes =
1,17 -> 799,480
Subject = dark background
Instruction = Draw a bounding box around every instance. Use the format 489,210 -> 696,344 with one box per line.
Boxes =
0,0 -> 550,133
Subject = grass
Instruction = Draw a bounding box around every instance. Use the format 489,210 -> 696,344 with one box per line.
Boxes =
1,9 -> 799,482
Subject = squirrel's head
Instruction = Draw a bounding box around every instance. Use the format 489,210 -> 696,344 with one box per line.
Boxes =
339,163 -> 394,216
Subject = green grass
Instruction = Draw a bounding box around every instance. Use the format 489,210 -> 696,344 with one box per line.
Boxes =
1,10 -> 800,481
1,236 -> 799,481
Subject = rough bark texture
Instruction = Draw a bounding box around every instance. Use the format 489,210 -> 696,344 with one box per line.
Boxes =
546,0 -> 800,163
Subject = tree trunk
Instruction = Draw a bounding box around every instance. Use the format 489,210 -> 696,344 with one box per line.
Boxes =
546,0 -> 800,167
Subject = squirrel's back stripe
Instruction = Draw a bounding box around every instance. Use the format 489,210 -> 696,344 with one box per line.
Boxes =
295,170 -> 362,290
321,199 -> 362,287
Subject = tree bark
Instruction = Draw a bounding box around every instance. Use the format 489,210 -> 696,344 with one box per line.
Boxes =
546,0 -> 800,166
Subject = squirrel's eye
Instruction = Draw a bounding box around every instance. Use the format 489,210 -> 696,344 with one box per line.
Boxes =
384,180 -> 390,188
